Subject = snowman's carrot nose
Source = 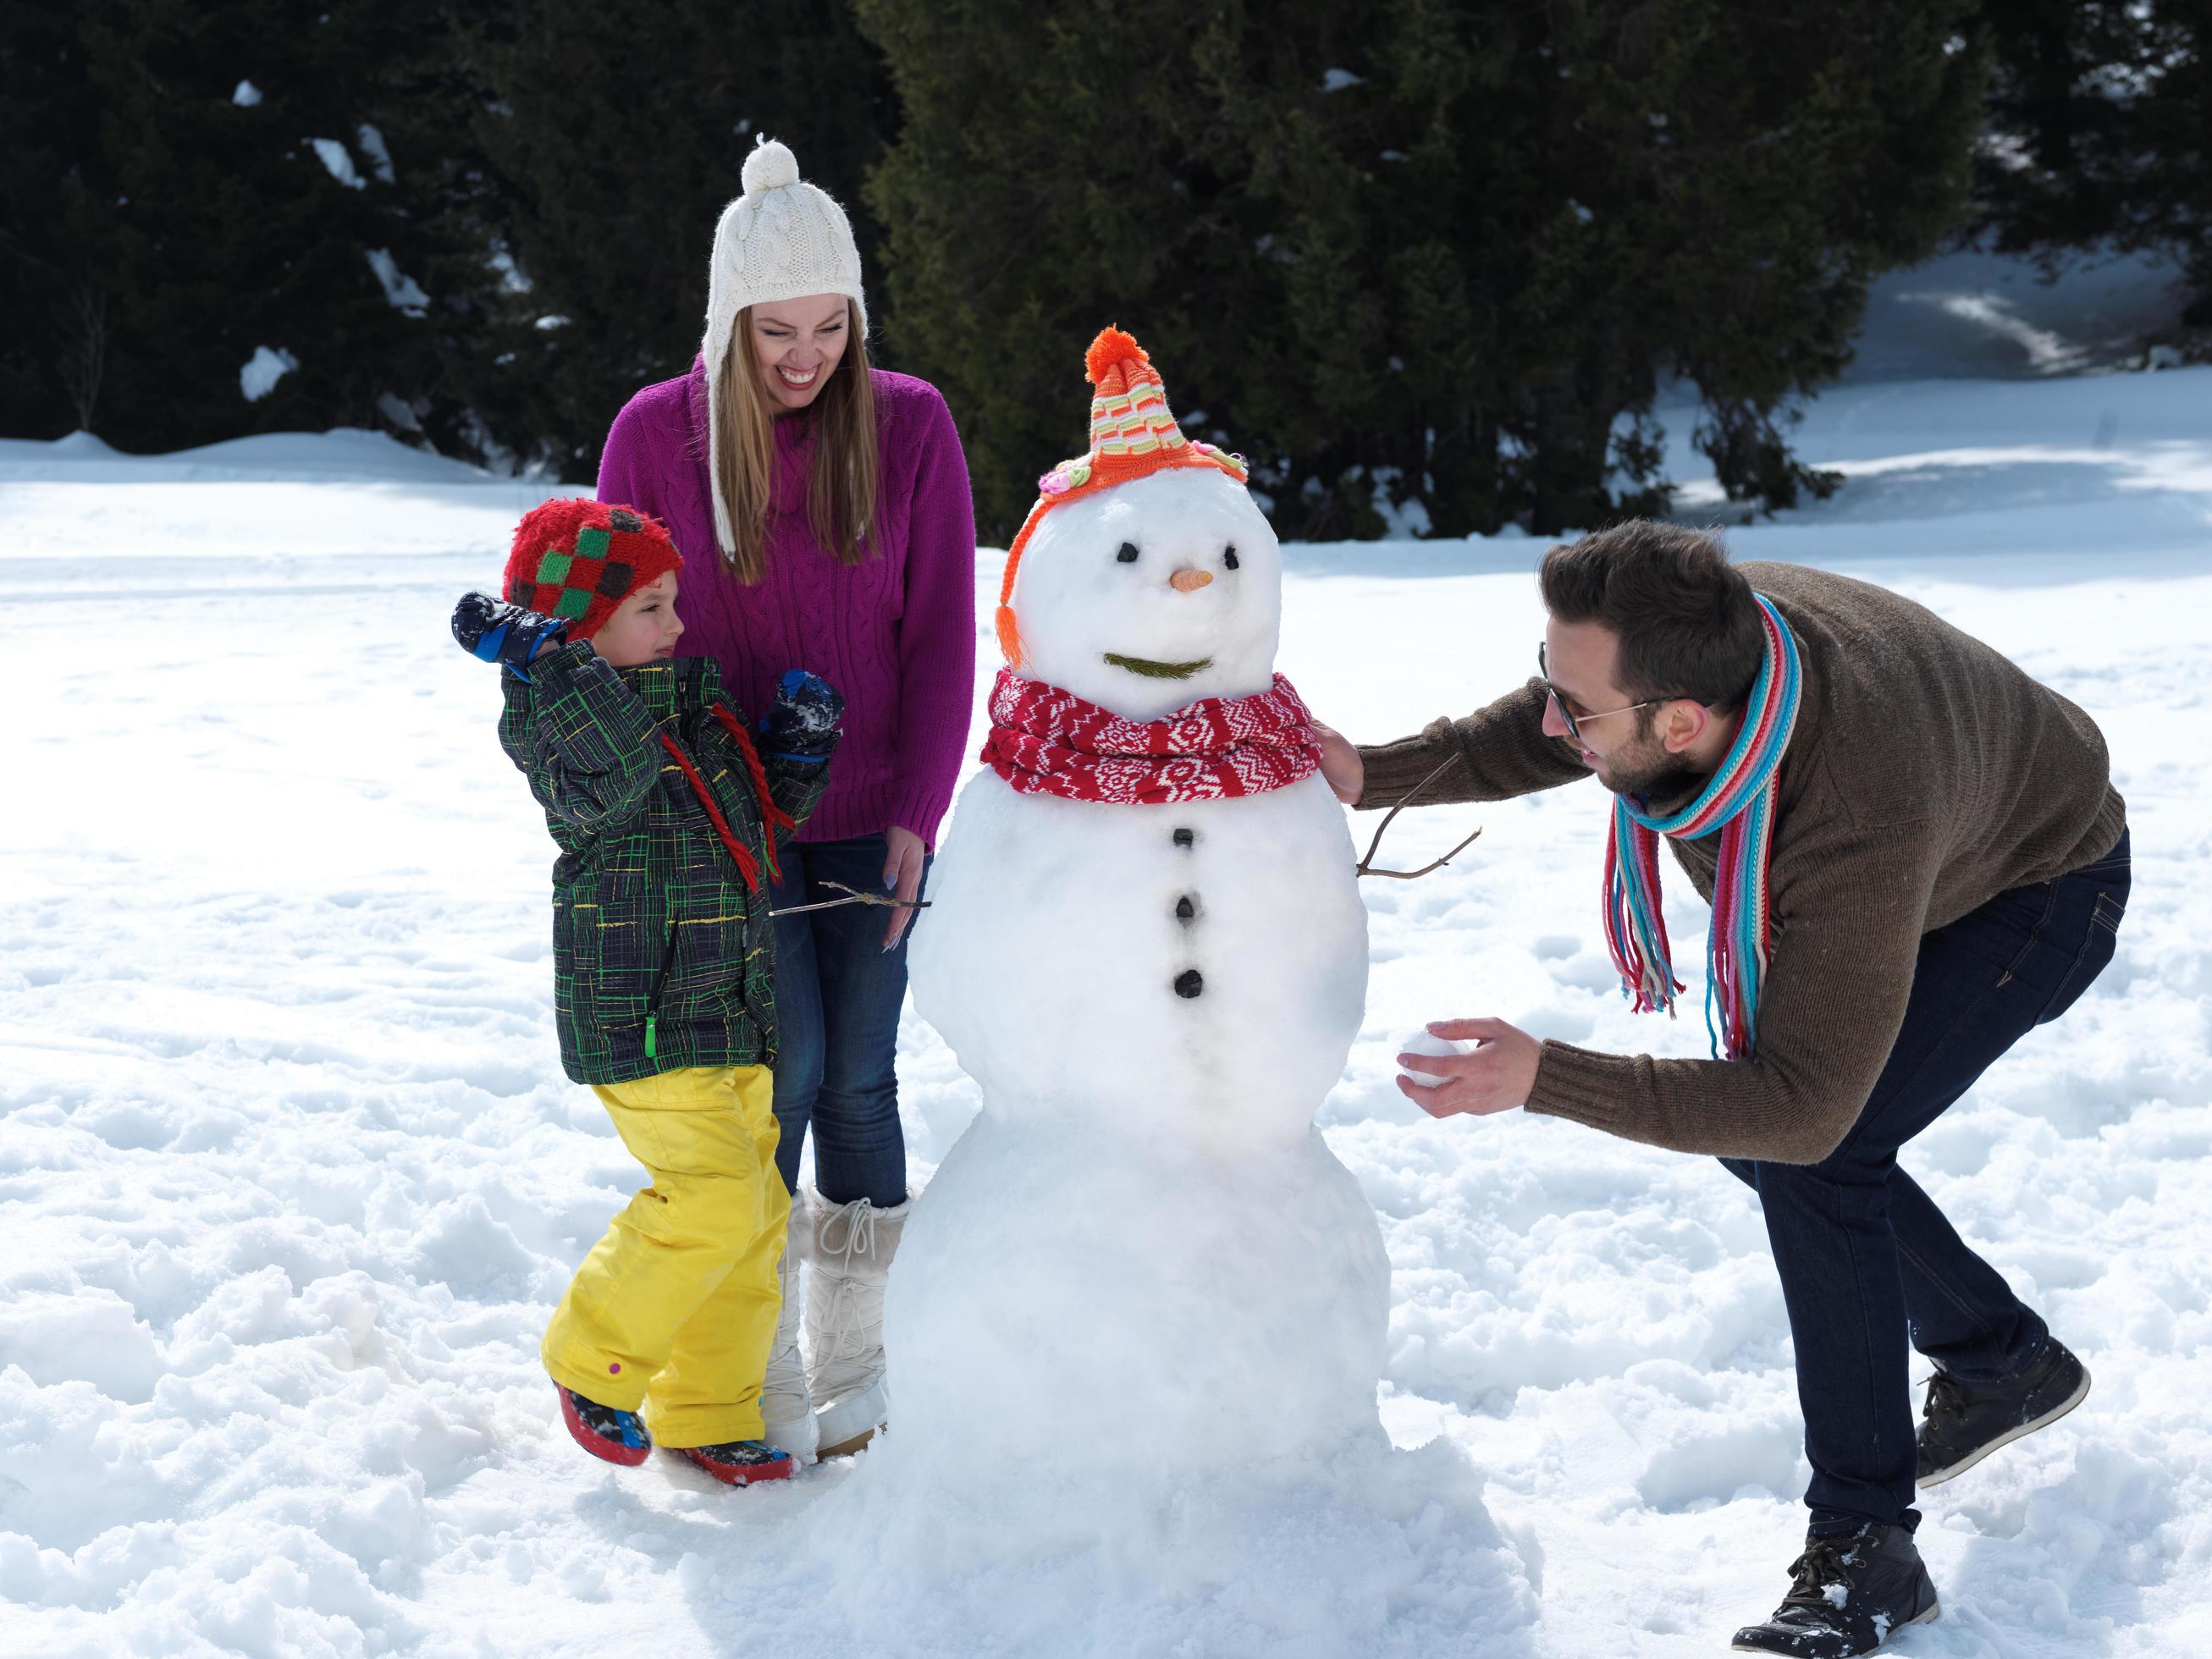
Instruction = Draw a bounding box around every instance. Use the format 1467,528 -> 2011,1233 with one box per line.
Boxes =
1169,569 -> 1214,593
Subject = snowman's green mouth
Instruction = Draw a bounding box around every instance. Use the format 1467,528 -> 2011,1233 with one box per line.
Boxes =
1103,653 -> 1213,680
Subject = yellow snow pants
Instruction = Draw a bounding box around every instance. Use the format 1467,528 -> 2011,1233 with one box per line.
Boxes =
541,1065 -> 788,1449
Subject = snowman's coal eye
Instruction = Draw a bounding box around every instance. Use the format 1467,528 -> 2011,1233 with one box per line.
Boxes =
1116,543 -> 1139,565
1223,546 -> 1240,570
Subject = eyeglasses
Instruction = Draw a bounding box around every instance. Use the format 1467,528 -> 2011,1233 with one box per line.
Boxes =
1536,643 -> 1674,745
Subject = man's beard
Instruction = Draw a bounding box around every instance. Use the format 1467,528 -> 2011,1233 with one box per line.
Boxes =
1592,732 -> 1710,807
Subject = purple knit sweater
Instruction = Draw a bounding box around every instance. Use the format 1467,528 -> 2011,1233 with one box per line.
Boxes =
597,364 -> 977,849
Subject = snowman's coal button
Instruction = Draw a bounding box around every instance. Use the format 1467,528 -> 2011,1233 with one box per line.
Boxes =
1173,968 -> 1204,999
1172,827 -> 1194,848
1175,895 -> 1195,922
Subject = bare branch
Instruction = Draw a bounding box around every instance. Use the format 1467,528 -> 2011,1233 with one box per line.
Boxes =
1354,752 -> 1484,879
769,879 -> 934,918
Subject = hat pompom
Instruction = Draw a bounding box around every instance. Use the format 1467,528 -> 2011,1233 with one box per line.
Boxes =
1085,326 -> 1149,386
742,137 -> 802,196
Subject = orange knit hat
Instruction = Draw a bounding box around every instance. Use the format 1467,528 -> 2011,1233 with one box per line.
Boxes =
994,327 -> 1249,667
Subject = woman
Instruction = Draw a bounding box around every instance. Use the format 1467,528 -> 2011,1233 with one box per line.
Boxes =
596,138 -> 976,1461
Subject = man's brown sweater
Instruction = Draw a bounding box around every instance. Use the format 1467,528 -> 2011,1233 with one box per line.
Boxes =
1355,561 -> 2126,1165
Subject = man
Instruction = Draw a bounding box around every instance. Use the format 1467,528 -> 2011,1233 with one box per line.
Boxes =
1316,522 -> 2130,1657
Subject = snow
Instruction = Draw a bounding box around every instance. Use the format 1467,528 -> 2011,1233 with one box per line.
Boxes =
310,136 -> 365,191
356,124 -> 395,186
367,248 -> 429,317
238,344 -> 299,403
4,354 -> 2211,1650
1840,244 -> 2187,383
232,80 -> 262,107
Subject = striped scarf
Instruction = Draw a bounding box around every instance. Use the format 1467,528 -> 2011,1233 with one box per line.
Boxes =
1602,592 -> 1802,1061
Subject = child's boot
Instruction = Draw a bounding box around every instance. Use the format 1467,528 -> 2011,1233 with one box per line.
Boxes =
557,1385 -> 651,1466
805,1192 -> 908,1457
761,1196 -> 819,1463
676,1440 -> 796,1486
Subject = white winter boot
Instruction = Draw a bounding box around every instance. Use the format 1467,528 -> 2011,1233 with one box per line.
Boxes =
805,1191 -> 908,1458
759,1193 -> 819,1464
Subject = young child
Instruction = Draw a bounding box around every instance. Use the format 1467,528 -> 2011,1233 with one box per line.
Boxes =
453,496 -> 842,1486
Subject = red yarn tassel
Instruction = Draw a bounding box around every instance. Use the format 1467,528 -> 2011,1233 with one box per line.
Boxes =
659,733 -> 762,893
709,703 -> 794,885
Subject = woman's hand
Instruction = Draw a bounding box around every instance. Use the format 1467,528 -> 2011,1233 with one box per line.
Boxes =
882,825 -> 928,950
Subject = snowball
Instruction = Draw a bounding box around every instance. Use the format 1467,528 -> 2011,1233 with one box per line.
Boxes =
239,345 -> 297,402
1397,1026 -> 1476,1089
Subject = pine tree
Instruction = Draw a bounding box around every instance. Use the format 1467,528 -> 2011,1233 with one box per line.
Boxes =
2,0 -> 477,450
0,1 -> 112,436
859,0 -> 1985,539
463,0 -> 892,477
1976,1 -> 2212,344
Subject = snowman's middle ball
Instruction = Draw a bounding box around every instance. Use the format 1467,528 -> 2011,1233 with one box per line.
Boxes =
1012,467 -> 1283,720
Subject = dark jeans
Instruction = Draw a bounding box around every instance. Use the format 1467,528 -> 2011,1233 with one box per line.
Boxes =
1723,830 -> 2131,1534
768,834 -> 926,1209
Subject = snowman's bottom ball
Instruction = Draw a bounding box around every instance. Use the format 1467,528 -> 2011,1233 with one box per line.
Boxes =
884,1114 -> 1390,1480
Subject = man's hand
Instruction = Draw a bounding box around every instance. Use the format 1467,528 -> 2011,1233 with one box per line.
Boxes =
882,824 -> 928,950
1395,1018 -> 1542,1118
1312,719 -> 1364,806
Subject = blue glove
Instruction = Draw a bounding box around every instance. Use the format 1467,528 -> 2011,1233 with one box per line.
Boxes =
452,592 -> 567,681
758,670 -> 844,763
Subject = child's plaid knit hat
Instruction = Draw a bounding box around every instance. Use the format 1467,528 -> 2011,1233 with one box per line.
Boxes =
505,498 -> 684,642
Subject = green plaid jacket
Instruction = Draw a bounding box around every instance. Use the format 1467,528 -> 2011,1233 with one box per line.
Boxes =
499,643 -> 830,1085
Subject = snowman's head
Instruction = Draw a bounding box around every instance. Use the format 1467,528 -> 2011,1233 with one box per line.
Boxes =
996,326 -> 1283,720
1008,467 -> 1282,719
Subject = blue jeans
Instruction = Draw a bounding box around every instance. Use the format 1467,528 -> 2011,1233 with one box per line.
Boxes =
768,834 -> 925,1209
1723,830 -> 2131,1533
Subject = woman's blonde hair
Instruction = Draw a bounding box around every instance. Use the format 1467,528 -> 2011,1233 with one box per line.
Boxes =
712,297 -> 879,584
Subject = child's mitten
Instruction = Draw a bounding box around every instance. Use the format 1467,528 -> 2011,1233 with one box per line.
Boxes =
758,670 -> 845,763
452,592 -> 567,680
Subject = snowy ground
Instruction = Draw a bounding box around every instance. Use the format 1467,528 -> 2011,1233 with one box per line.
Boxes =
4,343 -> 2210,1651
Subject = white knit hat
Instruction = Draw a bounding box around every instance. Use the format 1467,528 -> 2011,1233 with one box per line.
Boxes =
700,137 -> 869,554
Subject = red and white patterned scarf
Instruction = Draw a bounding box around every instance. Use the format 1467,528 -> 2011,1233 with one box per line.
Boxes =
979,668 -> 1322,804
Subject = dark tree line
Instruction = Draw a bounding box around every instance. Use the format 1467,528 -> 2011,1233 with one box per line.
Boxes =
4,1 -> 2205,539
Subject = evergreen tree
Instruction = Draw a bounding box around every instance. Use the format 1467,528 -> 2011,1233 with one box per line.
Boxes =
859,0 -> 1985,539
0,1 -> 111,436
1,0 -> 481,450
1975,1 -> 2212,343
463,0 -> 892,477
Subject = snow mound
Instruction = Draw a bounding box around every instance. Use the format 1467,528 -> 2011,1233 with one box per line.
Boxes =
0,427 -> 495,484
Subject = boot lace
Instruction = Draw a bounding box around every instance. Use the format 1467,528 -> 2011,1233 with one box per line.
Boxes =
1922,1369 -> 1968,1424
818,1198 -> 878,1364
1779,1535 -> 1857,1617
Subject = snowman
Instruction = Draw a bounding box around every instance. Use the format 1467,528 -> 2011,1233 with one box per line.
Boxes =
896,328 -> 1390,1481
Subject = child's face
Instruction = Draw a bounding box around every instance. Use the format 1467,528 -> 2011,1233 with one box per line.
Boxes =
592,571 -> 684,667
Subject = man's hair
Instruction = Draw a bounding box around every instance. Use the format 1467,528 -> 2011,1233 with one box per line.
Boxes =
1538,521 -> 1764,714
